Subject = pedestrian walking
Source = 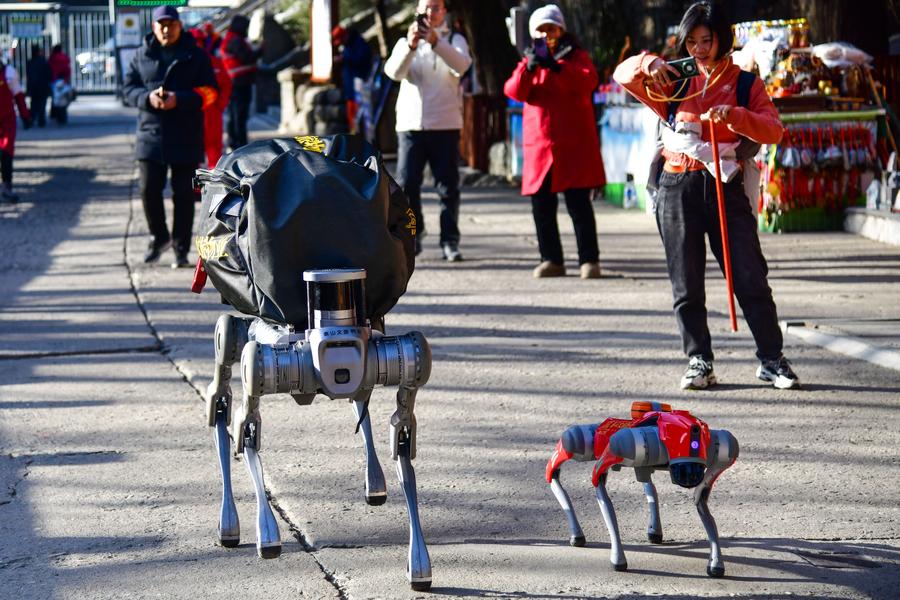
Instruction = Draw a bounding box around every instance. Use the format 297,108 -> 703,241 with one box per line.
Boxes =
613,1 -> 800,390
122,5 -> 218,268
0,54 -> 32,204
220,15 -> 261,151
26,45 -> 52,128
48,44 -> 72,125
384,0 -> 472,261
503,4 -> 606,279
191,26 -> 232,167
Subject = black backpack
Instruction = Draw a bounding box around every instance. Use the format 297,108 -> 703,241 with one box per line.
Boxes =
194,134 -> 416,328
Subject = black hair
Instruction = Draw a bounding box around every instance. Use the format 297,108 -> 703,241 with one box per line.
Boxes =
677,2 -> 733,61
51,44 -> 63,54
31,43 -> 44,55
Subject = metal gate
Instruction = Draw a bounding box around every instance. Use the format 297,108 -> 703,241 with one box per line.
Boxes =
0,10 -> 60,90
68,9 -> 115,93
0,7 -> 120,94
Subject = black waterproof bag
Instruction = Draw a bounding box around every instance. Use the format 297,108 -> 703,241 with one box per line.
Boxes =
195,134 -> 416,328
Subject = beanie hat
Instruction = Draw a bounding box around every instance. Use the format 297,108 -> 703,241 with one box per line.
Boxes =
529,4 -> 566,39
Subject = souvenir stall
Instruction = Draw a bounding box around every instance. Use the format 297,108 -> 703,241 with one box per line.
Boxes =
734,18 -> 893,232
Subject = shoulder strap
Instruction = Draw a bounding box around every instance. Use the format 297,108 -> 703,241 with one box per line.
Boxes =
736,69 -> 754,109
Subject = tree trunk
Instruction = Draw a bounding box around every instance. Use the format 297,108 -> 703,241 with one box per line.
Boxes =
372,0 -> 389,59
453,0 -> 519,97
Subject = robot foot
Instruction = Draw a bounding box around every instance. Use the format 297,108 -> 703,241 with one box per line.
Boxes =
354,399 -> 387,506
647,532 -> 663,544
707,562 -> 725,578
570,535 -> 586,547
396,437 -> 432,590
612,560 -> 628,572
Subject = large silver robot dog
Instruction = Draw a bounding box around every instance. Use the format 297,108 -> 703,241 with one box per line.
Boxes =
205,268 -> 433,590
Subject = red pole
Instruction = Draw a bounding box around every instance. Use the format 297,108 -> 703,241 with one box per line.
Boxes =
708,121 -> 738,332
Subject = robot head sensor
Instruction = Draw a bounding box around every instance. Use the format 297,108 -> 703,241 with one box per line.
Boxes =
303,269 -> 367,329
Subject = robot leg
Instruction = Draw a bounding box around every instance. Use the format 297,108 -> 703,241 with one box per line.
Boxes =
206,314 -> 251,427
352,392 -> 387,506
214,406 -> 240,547
595,473 -> 627,571
694,476 -> 723,577
207,315 -> 250,549
549,472 -> 585,546
240,410 -> 282,559
694,429 -> 739,577
391,387 -> 431,591
643,480 -> 663,544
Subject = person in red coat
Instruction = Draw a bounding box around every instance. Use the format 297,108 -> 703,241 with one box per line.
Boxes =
0,59 -> 32,203
191,27 -> 232,166
503,4 -> 606,279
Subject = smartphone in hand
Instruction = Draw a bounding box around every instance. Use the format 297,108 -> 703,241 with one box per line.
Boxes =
533,37 -> 549,60
415,13 -> 428,30
667,57 -> 699,80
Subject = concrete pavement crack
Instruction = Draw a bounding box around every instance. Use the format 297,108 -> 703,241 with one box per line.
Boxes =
1,456 -> 31,507
267,493 -> 352,600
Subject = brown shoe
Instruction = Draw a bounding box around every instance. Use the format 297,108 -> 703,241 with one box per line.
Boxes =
580,262 -> 601,279
533,261 -> 566,278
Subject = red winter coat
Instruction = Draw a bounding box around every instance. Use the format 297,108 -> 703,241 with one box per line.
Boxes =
0,65 -> 31,155
204,54 -> 232,166
48,51 -> 71,83
504,46 -> 606,196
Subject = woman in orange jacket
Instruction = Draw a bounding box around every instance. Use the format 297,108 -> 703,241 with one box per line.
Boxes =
613,1 -> 799,390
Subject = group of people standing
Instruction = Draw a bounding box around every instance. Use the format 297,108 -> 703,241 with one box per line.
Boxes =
25,45 -> 73,128
388,1 -> 799,391
0,44 -> 71,204
123,6 -> 259,268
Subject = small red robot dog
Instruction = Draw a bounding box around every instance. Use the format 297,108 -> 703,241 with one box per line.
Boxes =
546,402 -> 739,577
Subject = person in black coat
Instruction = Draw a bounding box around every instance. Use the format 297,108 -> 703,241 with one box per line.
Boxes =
123,5 -> 218,268
26,45 -> 52,127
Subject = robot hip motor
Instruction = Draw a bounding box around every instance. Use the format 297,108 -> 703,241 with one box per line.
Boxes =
205,268 -> 434,591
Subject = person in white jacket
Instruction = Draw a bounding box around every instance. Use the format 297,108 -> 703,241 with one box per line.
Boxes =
384,0 -> 472,261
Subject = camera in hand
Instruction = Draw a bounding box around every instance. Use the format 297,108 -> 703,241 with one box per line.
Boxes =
415,13 -> 428,30
667,57 -> 699,80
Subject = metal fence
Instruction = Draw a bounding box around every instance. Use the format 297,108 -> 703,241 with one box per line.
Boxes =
1,7 -> 154,94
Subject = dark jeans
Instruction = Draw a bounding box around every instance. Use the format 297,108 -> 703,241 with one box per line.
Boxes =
1,151 -> 12,186
396,129 -> 461,245
531,172 -> 599,265
655,169 -> 782,361
30,94 -> 48,126
226,84 -> 252,150
138,160 -> 197,251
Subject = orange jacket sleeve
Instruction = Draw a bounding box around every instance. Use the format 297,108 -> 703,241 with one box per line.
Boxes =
612,51 -> 670,121
726,77 -> 784,145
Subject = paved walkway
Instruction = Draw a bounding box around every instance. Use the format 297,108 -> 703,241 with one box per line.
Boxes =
0,97 -> 898,599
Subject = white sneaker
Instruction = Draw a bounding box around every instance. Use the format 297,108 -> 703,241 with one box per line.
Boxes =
757,355 -> 800,389
680,356 -> 717,390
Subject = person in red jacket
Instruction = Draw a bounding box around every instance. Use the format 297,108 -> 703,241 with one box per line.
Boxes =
220,15 -> 261,151
503,4 -> 606,279
0,59 -> 32,203
613,1 -> 799,391
191,26 -> 232,166
48,45 -> 72,125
